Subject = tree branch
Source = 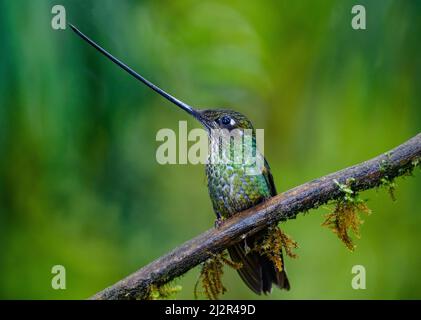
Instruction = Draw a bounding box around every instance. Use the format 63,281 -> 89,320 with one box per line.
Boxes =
91,133 -> 421,300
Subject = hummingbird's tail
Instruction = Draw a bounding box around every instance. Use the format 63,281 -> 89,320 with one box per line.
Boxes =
228,230 -> 290,294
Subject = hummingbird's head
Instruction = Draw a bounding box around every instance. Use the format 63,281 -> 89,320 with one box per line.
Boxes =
195,109 -> 254,132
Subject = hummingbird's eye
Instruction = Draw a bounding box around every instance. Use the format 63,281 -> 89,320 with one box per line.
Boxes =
220,115 -> 232,125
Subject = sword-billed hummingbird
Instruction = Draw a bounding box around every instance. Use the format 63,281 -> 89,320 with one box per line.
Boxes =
70,24 -> 290,294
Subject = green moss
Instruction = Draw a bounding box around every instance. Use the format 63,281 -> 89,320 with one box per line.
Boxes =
145,282 -> 182,300
194,226 -> 298,299
379,156 -> 398,201
194,251 -> 241,300
322,179 -> 372,251
380,177 -> 396,201
255,225 -> 298,272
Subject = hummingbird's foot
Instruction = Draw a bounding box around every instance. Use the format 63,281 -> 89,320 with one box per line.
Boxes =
214,217 -> 225,229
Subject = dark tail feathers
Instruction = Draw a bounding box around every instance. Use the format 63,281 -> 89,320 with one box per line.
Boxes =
228,235 -> 290,294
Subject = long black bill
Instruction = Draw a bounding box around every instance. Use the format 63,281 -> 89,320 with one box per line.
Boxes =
69,24 -> 199,118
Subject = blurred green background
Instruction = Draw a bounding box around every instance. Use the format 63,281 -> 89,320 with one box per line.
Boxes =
0,0 -> 420,299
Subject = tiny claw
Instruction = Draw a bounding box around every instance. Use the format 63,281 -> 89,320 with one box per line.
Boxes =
214,217 -> 224,229
243,239 -> 251,254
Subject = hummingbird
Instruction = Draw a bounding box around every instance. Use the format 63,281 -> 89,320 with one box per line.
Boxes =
70,24 -> 290,294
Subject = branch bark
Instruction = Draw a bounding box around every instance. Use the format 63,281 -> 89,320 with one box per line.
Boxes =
91,133 -> 421,300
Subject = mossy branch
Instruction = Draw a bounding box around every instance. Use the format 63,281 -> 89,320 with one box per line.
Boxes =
90,133 -> 421,300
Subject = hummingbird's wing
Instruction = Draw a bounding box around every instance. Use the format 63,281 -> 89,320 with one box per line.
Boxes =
262,158 -> 277,197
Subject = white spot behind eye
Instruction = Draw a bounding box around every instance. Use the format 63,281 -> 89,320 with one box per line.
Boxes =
230,118 -> 236,126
